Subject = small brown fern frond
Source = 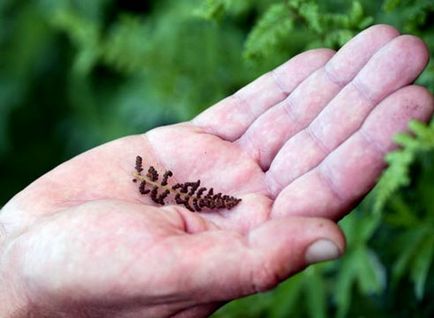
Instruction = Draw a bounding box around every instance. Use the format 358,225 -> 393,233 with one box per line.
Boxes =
132,155 -> 242,212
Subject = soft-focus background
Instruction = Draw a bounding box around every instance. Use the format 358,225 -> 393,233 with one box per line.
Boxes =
1,0 -> 433,317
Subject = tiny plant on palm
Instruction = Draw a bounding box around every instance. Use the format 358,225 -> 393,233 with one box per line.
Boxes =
132,156 -> 241,212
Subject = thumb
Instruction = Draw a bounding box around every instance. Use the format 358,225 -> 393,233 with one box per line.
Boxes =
180,216 -> 345,302
246,216 -> 345,292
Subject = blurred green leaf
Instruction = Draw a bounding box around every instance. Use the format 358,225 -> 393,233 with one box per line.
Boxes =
335,252 -> 358,318
304,267 -> 327,318
392,227 -> 430,284
51,10 -> 101,74
355,248 -> 386,295
267,276 -> 303,318
411,234 -> 434,299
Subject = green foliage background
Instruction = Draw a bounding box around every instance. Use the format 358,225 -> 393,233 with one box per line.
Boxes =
1,0 -> 433,317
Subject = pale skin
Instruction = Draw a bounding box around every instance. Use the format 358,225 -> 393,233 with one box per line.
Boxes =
0,24 -> 433,317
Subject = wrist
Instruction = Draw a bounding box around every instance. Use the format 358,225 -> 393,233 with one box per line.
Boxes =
0,278 -> 27,318
0,227 -> 29,317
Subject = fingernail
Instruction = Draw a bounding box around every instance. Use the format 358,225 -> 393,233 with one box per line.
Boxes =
305,239 -> 341,264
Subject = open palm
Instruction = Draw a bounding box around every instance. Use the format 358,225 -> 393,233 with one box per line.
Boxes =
1,25 -> 433,318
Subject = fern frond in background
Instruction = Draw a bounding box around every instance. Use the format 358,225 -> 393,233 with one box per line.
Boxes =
374,121 -> 434,213
195,0 -> 249,21
1,0 -> 434,317
242,0 -> 373,70
243,3 -> 295,63
372,121 -> 434,303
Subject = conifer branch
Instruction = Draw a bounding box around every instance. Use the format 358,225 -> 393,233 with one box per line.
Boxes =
132,155 -> 241,212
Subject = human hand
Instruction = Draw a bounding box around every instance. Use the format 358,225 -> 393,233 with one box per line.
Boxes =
1,24 -> 432,317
